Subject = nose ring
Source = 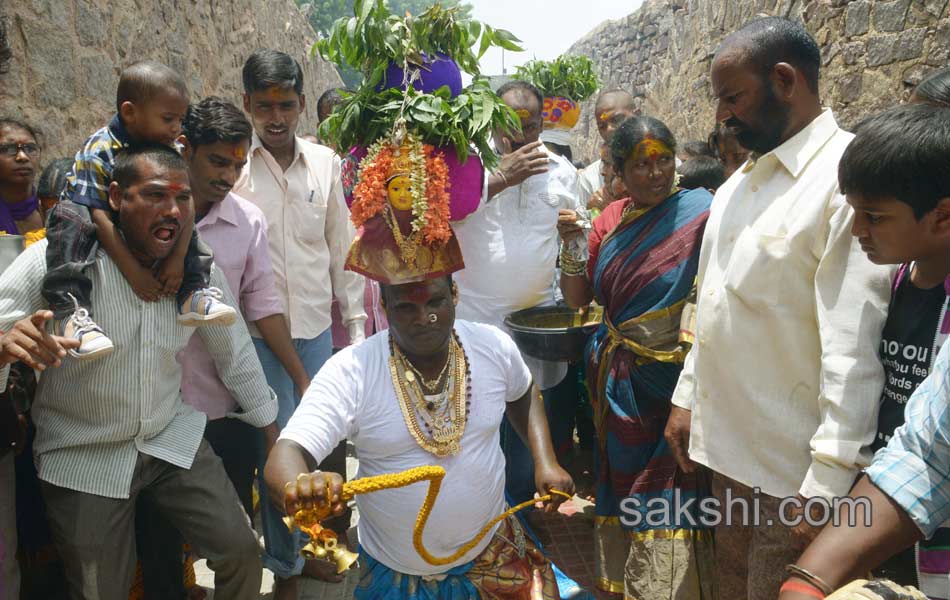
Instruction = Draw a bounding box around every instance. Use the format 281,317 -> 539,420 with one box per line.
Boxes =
427,314 -> 438,324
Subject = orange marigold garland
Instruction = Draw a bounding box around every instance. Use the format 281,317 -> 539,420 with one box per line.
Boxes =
350,145 -> 393,228
421,145 -> 451,245
351,133 -> 452,255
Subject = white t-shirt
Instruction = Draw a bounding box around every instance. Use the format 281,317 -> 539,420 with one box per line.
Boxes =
279,320 -> 532,575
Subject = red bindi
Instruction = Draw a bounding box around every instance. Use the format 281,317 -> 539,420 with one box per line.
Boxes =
406,284 -> 432,305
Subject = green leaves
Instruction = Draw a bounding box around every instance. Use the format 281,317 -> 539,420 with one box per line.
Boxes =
317,79 -> 520,171
492,29 -> 522,52
311,0 -> 526,170
313,0 -> 522,80
513,54 -> 601,101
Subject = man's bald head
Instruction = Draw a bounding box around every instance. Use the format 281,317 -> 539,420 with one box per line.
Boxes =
593,89 -> 637,143
715,16 -> 820,94
594,89 -> 635,114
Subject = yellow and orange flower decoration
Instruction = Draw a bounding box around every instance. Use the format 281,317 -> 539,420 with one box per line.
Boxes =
351,133 -> 452,246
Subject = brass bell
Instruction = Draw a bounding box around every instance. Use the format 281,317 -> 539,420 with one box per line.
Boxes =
328,545 -> 360,573
301,542 -> 329,560
301,542 -> 317,560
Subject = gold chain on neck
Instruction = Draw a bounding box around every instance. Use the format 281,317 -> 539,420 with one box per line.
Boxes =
382,203 -> 422,265
390,333 -> 468,457
402,349 -> 451,393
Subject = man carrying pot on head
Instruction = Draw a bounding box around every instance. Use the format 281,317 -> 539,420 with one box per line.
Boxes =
265,135 -> 574,595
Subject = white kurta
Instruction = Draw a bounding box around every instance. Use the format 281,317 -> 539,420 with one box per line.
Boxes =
453,147 -> 580,388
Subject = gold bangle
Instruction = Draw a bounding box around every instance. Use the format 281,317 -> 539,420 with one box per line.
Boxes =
784,565 -> 834,596
560,262 -> 587,277
497,169 -> 509,187
559,251 -> 588,277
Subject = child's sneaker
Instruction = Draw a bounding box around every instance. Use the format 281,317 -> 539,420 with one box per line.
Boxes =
61,303 -> 115,361
178,287 -> 237,327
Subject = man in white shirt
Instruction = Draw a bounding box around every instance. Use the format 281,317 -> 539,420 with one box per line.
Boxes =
576,89 -> 637,208
264,271 -> 574,598
234,49 -> 367,596
663,17 -> 892,600
453,80 -> 580,505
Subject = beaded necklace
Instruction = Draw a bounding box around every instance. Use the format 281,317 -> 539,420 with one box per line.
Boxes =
390,331 -> 471,457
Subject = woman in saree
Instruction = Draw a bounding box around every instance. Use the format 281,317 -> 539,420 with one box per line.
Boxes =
558,115 -> 715,599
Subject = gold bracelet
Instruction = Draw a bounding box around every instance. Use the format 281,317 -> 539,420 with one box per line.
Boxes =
559,249 -> 587,277
497,169 -> 509,187
785,565 -> 834,596
561,262 -> 587,277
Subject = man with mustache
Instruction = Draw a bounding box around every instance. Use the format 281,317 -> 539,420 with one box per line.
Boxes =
662,16 -> 893,600
453,80 -> 580,509
0,144 -> 277,599
576,88 -> 637,209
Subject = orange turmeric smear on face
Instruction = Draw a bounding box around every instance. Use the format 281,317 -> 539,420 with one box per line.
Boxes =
515,109 -> 531,120
597,111 -> 612,123
266,86 -> 285,100
631,136 -> 672,162
167,182 -> 185,193
233,146 -> 247,160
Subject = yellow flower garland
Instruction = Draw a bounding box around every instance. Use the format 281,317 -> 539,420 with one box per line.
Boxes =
285,465 -> 572,567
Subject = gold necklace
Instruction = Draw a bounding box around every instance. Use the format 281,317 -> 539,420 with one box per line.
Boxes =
403,351 -> 450,393
382,203 -> 422,265
390,333 -> 470,457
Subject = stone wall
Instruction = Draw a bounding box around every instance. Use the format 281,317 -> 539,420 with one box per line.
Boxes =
0,0 -> 341,161
568,0 -> 950,162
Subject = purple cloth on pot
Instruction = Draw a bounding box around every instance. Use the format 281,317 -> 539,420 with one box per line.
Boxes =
378,52 -> 463,98
343,145 -> 483,222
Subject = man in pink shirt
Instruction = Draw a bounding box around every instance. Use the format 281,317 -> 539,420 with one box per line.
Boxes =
177,97 -> 309,516
134,97 -> 312,600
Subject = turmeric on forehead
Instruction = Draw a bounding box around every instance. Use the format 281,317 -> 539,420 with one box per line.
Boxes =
630,136 -> 672,161
266,86 -> 291,100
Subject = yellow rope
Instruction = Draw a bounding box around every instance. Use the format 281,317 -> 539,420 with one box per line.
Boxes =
288,465 -> 572,566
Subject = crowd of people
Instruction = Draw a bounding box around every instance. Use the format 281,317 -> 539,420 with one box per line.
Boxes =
3,10 -> 950,600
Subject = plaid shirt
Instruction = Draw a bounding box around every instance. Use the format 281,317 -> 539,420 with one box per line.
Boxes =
61,114 -> 130,210
867,337 -> 950,538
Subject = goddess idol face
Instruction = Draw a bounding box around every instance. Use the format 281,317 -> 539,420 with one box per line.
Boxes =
387,175 -> 414,211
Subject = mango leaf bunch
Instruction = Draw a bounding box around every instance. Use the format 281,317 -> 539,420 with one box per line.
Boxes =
514,54 -> 601,102
314,0 -> 524,169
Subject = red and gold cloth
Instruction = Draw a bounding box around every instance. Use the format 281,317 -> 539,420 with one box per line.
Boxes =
345,209 -> 465,285
354,516 -> 559,599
